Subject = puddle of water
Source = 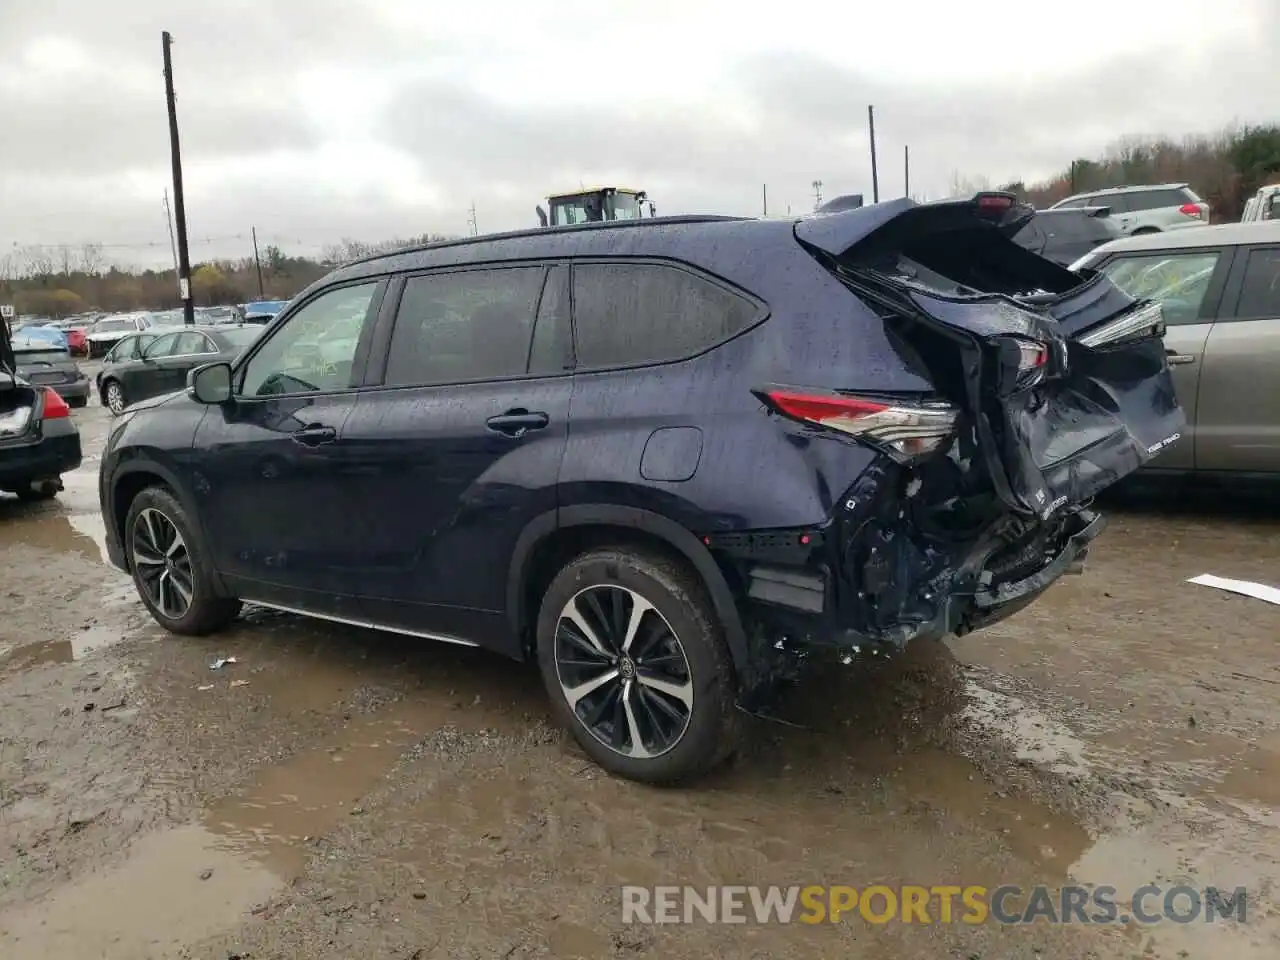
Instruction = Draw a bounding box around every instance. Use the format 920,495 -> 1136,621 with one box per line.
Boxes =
67,512 -> 109,565
0,695 -> 457,957
0,824 -> 280,959
962,681 -> 1090,775
0,624 -> 127,673
204,698 -> 444,880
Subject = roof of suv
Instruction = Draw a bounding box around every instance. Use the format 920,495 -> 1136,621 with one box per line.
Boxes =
327,214 -> 780,288
1053,183 -> 1192,208
1088,219 -> 1280,256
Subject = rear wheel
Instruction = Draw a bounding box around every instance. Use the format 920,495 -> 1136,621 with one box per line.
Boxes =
536,547 -> 739,784
103,379 -> 126,415
124,485 -> 240,635
1131,227 -> 1161,235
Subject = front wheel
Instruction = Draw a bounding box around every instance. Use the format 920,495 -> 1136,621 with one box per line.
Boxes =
124,485 -> 240,635
103,379 -> 126,415
536,547 -> 740,785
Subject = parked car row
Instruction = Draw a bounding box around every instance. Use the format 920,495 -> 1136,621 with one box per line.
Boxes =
95,324 -> 263,413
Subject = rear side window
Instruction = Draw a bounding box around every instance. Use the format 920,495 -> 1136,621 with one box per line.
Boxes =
385,267 -> 545,386
571,262 -> 758,368
1232,247 -> 1280,319
1099,251 -> 1220,325
1123,189 -> 1191,212
1042,213 -> 1115,243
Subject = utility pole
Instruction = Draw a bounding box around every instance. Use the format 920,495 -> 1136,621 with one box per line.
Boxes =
868,105 -> 880,204
762,184 -> 768,218
162,31 -> 194,325
251,226 -> 265,299
904,145 -> 910,199
162,190 -> 179,294
812,180 -> 823,210
467,201 -> 478,237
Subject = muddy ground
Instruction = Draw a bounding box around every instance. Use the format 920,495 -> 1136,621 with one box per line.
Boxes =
1,377 -> 1278,959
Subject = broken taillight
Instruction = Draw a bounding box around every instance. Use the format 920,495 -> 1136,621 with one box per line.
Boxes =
40,388 -> 71,420
756,386 -> 959,463
1075,301 -> 1165,348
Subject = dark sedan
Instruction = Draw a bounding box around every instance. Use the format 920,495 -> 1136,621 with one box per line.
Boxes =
97,324 -> 262,414
11,337 -> 91,407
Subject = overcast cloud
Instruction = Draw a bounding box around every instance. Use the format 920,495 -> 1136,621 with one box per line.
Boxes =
1,0 -> 1276,267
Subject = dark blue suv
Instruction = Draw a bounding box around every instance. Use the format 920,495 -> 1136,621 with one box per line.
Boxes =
98,194 -> 1182,783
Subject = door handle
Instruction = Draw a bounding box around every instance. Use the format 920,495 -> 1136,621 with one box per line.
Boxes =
1166,352 -> 1197,365
291,423 -> 338,447
485,408 -> 550,438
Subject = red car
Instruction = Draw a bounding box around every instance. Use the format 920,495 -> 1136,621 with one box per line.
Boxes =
65,327 -> 88,357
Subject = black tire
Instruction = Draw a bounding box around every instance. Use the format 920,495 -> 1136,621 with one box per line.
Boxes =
123,485 -> 241,635
535,547 -> 740,785
15,482 -> 58,502
1131,227 -> 1161,235
102,379 -> 126,415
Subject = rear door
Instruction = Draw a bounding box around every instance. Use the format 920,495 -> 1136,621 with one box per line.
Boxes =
1091,245 -> 1234,471
151,330 -> 220,395
1194,245 -> 1280,473
343,263 -> 573,654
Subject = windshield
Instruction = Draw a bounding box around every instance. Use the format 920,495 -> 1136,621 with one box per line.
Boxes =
95,318 -> 136,332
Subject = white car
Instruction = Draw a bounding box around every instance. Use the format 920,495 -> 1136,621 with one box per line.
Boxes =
85,313 -> 157,358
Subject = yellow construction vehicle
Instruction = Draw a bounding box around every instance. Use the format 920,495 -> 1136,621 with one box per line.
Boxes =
537,187 -> 655,227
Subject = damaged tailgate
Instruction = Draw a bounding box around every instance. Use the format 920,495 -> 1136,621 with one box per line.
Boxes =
798,193 -> 1185,520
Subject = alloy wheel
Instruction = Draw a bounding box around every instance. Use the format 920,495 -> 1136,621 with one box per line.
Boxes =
131,507 -> 194,619
554,585 -> 694,759
105,382 -> 125,414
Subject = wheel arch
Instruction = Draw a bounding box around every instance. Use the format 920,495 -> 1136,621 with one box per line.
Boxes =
109,460 -> 230,595
508,505 -> 751,679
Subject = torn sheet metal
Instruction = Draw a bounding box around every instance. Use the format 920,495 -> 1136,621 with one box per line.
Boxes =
1188,574 -> 1280,607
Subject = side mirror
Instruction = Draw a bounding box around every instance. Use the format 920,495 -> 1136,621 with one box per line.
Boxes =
536,205 -> 549,227
188,361 -> 233,405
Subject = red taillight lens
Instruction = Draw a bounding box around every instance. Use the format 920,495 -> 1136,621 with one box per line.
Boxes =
1178,202 -> 1207,220
757,386 -> 959,463
41,388 -> 71,419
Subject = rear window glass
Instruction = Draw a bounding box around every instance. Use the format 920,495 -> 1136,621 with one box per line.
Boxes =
1123,189 -> 1193,212
218,327 -> 262,350
1100,252 -> 1219,324
14,348 -> 67,362
571,262 -> 759,368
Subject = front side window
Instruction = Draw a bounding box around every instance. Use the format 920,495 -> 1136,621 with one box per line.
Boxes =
239,282 -> 378,397
1100,251 -> 1220,324
384,267 -> 545,386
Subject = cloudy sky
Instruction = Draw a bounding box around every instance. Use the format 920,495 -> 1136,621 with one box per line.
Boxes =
1,0 -> 1276,268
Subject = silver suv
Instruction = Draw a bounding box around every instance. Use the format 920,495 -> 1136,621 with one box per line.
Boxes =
1049,183 -> 1209,236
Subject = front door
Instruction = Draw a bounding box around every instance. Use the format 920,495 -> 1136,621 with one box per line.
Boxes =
1095,247 -> 1233,471
1195,245 -> 1280,472
343,264 -> 573,654
190,280 -> 385,614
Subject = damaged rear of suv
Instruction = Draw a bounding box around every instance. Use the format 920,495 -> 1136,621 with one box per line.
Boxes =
738,193 -> 1181,655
